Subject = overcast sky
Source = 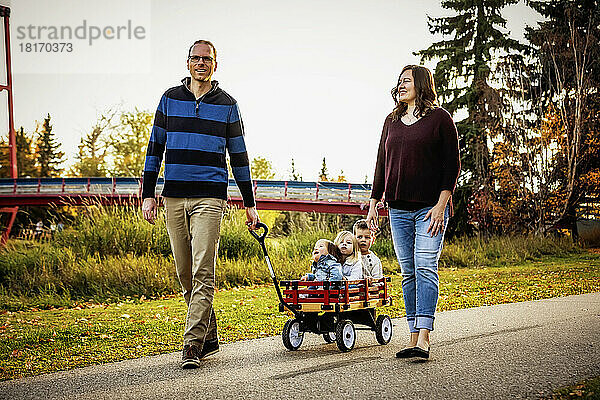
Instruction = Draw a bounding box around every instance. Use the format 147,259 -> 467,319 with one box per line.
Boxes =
0,0 -> 540,182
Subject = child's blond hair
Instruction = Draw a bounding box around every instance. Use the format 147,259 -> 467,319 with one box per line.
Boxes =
334,231 -> 360,265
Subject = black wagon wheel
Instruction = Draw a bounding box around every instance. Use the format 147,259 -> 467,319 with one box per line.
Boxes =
282,318 -> 304,351
322,331 -> 336,343
375,314 -> 393,345
335,319 -> 356,352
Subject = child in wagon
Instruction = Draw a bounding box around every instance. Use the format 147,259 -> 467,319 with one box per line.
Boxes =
353,219 -> 383,279
334,230 -> 363,281
300,239 -> 343,282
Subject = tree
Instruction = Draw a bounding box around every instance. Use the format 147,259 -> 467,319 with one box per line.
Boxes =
335,170 -> 347,182
416,0 -> 527,234
70,110 -> 116,177
251,156 -> 275,180
494,0 -> 600,234
0,127 -> 43,178
289,158 -> 302,181
271,211 -> 311,236
319,157 -> 329,181
524,0 -> 600,236
16,127 -> 37,177
36,114 -> 65,177
0,137 -> 9,178
110,108 -> 152,177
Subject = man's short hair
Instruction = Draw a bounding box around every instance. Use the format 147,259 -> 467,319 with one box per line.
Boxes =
188,40 -> 217,60
353,219 -> 370,234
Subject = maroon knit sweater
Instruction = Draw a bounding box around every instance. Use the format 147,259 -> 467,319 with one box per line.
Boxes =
371,107 -> 460,206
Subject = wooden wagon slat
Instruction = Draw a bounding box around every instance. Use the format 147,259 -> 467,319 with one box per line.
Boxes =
295,299 -> 390,313
279,277 -> 391,311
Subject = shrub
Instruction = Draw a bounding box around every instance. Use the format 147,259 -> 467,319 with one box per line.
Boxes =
0,204 -> 583,305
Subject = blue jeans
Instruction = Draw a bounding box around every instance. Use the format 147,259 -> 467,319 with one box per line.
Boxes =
388,206 -> 449,333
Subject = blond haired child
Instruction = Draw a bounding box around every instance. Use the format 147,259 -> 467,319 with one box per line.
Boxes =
334,231 -> 363,281
353,219 -> 383,279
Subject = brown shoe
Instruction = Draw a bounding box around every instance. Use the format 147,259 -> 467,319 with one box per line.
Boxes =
200,338 -> 219,359
181,344 -> 202,369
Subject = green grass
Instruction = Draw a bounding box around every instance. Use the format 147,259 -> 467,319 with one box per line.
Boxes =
1,252 -> 598,381
0,205 -> 594,380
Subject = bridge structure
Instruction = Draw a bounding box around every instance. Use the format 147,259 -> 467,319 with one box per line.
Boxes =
0,5 -> 18,244
0,176 -> 384,214
0,177 -> 384,241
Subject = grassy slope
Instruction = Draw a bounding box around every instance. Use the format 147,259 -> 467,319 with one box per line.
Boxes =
1,252 -> 599,381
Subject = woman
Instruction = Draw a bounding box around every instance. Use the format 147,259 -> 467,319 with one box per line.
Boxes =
366,65 -> 460,359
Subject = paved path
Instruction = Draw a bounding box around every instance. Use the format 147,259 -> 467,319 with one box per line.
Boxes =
1,293 -> 599,400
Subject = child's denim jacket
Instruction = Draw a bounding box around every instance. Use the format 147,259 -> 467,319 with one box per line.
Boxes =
306,254 -> 343,281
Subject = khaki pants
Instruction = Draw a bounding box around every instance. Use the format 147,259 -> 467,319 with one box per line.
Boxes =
164,197 -> 226,346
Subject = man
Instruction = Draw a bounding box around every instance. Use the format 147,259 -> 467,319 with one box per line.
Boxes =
141,40 -> 259,369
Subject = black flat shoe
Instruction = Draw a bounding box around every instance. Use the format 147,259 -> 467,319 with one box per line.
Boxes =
395,347 -> 416,358
412,346 -> 430,359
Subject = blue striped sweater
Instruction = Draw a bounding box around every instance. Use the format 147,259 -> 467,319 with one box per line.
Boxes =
142,78 -> 255,207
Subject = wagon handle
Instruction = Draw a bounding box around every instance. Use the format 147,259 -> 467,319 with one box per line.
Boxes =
248,222 -> 300,318
249,222 -> 268,244
249,222 -> 275,280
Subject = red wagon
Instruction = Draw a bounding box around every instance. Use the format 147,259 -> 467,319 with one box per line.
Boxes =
250,223 -> 393,352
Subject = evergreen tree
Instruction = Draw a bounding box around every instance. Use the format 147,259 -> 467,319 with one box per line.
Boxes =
319,157 -> 329,181
416,0 -> 526,234
0,128 -> 42,178
290,158 -> 302,181
36,114 -> 65,177
0,137 -> 9,178
16,127 -> 37,177
335,170 -> 347,182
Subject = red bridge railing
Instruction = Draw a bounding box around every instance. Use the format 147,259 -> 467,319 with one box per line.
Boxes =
0,178 -> 385,216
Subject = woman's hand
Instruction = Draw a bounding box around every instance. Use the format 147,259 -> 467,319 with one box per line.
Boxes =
424,203 -> 446,237
425,190 -> 451,237
366,199 -> 379,231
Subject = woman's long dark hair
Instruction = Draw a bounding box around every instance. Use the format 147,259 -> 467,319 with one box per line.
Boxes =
390,65 -> 438,122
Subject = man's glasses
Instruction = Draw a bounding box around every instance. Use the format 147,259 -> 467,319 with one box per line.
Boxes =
188,55 -> 214,64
